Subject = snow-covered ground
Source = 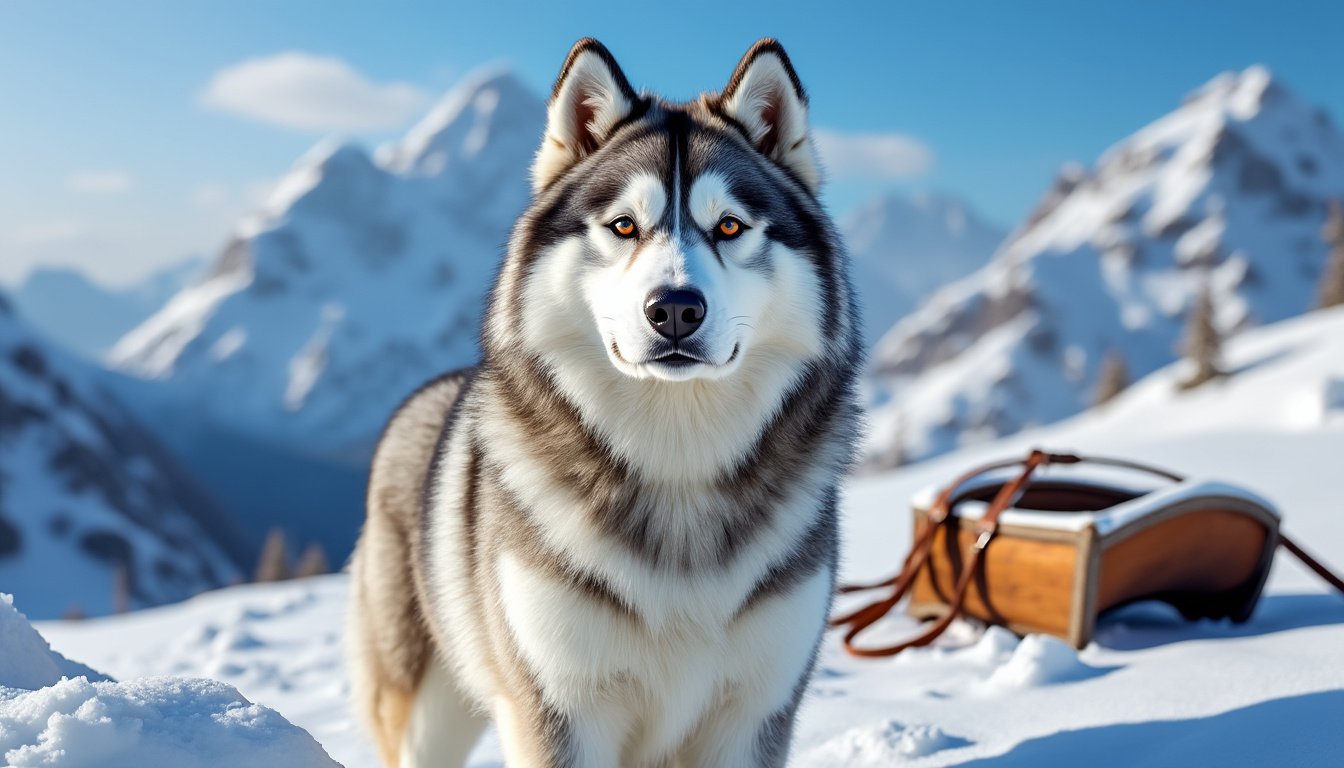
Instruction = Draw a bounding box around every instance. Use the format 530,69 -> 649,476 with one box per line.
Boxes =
24,306 -> 1344,766
1,594 -> 338,767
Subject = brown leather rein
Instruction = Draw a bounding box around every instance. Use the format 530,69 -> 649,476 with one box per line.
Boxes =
829,449 -> 1344,658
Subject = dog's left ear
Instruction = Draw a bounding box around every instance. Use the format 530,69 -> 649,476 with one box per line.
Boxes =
720,39 -> 820,194
533,39 -> 641,193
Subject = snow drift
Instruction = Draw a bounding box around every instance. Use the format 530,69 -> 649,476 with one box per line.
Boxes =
0,593 -> 338,768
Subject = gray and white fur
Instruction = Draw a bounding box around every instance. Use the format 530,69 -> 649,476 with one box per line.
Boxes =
347,37 -> 862,768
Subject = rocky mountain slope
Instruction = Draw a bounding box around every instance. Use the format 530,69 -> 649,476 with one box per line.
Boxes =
110,69 -> 544,461
0,296 -> 244,619
866,66 -> 1344,465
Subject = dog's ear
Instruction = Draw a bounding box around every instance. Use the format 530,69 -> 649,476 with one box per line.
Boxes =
719,39 -> 820,194
533,39 -> 640,193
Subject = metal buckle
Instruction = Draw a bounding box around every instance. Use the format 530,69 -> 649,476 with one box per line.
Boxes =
973,529 -> 994,550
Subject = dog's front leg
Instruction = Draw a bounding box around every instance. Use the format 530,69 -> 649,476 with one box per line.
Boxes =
492,688 -> 636,768
673,690 -> 806,768
678,568 -> 833,767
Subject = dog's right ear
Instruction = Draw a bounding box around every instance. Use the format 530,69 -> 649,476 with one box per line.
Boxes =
533,39 -> 640,194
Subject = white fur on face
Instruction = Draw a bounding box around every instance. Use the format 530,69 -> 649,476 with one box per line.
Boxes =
580,171 -> 777,384
517,167 -> 828,481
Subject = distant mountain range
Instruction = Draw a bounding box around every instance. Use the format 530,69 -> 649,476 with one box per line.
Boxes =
865,66 -> 1344,466
844,192 -> 1005,346
18,63 -> 1340,572
11,258 -> 203,359
0,294 -> 245,619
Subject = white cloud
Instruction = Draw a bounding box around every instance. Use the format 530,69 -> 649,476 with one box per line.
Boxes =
813,129 -> 934,181
69,170 -> 135,195
200,52 -> 430,132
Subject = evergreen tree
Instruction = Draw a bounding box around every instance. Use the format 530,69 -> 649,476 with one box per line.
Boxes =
112,563 -> 131,614
294,543 -> 330,578
1094,349 -> 1130,407
1319,199 -> 1344,310
1179,282 -> 1223,390
254,528 -> 292,582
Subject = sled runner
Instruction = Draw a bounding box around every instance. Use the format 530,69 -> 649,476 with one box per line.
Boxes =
832,450 -> 1344,656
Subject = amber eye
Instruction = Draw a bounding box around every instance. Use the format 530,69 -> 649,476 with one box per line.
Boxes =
716,216 -> 746,240
609,216 -> 638,239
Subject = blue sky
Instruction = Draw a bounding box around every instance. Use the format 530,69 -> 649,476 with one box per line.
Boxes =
2,0 -> 1341,286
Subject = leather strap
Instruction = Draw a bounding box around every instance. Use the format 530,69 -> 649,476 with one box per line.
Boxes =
830,449 -> 1061,657
1280,534 -> 1344,594
829,449 -> 1344,658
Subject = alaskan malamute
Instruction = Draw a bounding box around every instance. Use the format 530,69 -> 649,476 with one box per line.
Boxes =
348,37 -> 861,767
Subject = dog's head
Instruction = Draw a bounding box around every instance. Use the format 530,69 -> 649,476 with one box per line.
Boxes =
487,38 -> 853,392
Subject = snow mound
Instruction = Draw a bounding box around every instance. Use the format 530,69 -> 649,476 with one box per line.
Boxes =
0,594 -> 106,689
0,593 -> 336,767
982,634 -> 1102,691
898,723 -> 969,758
0,677 -> 339,768
803,719 -> 972,764
957,624 -> 1022,667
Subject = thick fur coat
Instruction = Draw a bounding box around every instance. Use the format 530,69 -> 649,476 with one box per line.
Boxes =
348,38 -> 862,768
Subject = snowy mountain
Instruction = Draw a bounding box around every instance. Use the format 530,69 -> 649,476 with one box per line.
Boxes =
0,297 -> 245,619
110,69 -> 544,461
37,306 -> 1344,767
845,192 -> 1005,345
866,66 -> 1344,466
10,258 -> 203,360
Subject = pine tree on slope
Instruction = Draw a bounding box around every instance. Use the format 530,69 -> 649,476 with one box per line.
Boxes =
1319,199 -> 1344,310
1094,349 -> 1130,406
255,528 -> 291,582
1179,282 -> 1224,391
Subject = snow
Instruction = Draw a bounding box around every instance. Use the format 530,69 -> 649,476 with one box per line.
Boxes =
1,593 -> 337,767
917,477 -> 1278,534
867,66 -> 1344,466
0,594 -> 106,689
39,577 -> 376,766
27,305 -> 1344,766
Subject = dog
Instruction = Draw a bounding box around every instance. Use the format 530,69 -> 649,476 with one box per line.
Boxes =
347,37 -> 861,767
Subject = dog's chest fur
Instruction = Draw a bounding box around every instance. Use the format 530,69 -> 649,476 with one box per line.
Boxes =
422,366 -> 848,757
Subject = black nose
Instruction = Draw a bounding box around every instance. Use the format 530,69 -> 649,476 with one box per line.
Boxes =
644,288 -> 707,341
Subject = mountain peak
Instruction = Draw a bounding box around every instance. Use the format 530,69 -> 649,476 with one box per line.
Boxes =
377,67 -> 544,176
112,66 -> 546,460
1188,65 -> 1279,118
